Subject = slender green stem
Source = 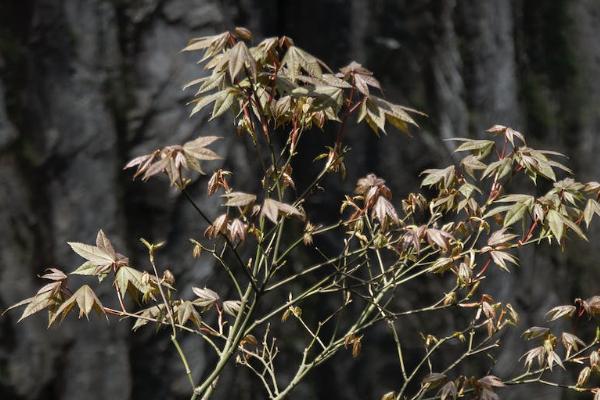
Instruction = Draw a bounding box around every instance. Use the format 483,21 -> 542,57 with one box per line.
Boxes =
172,335 -> 196,390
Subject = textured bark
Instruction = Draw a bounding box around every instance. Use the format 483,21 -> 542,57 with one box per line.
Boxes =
1,1 -> 599,399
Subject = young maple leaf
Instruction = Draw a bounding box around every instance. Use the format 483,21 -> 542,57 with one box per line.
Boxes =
124,136 -> 222,186
261,199 -> 304,223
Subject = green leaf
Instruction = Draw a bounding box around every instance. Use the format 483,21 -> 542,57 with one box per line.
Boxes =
496,194 -> 534,203
536,159 -> 556,181
482,158 -> 512,180
482,205 -> 513,220
421,166 -> 455,188
458,182 -> 482,198
365,99 -> 386,134
547,210 -> 564,241
503,199 -> 532,227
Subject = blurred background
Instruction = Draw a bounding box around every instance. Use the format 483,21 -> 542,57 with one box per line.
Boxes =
1,1 -> 600,399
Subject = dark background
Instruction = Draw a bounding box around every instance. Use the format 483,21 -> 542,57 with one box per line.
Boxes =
1,1 -> 600,399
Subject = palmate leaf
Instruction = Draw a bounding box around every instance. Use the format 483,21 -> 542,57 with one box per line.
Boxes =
11,291 -> 57,322
561,216 -> 588,241
223,300 -> 242,316
547,210 -> 564,242
545,305 -> 576,321
421,166 -> 455,188
281,46 -> 329,81
66,230 -> 123,276
461,155 -> 488,178
189,91 -> 221,116
210,89 -> 237,120
227,41 -> 256,81
502,196 -> 534,228
115,266 -> 154,298
182,136 -> 222,174
49,285 -> 106,326
522,326 -> 549,340
183,136 -> 222,161
132,304 -> 168,331
68,241 -> 115,266
482,158 -> 513,180
358,95 -> 421,135
193,71 -> 226,95
261,199 -> 304,223
364,99 -> 386,134
182,32 -> 231,61
546,209 -> 587,242
353,73 -> 380,96
221,192 -> 256,207
486,124 -> 526,145
450,138 -> 495,158
583,198 -> 600,228
176,301 -> 202,328
297,73 -> 352,89
291,86 -> 344,113
192,287 -> 220,308
487,229 -> 518,247
490,250 -> 518,271
96,229 -> 116,257
39,268 -> 67,281
372,96 -> 420,125
371,196 -> 399,226
71,261 -> 98,275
